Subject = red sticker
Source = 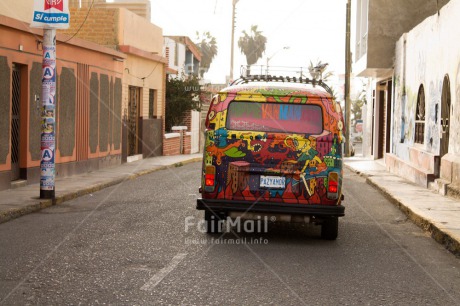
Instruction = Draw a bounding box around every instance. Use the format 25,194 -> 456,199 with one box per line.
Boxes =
44,0 -> 63,11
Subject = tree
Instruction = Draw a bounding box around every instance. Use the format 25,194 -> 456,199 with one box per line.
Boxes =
195,31 -> 218,78
165,74 -> 202,131
238,25 -> 267,70
351,99 -> 364,122
351,84 -> 367,122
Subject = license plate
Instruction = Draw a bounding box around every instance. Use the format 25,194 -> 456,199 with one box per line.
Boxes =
260,175 -> 285,189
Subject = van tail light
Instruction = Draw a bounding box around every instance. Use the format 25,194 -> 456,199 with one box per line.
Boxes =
327,172 -> 339,200
328,180 -> 338,193
204,166 -> 216,192
205,174 -> 215,186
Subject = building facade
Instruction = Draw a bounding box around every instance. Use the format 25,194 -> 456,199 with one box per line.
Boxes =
62,4 -> 167,161
163,36 -> 202,156
353,0 -> 459,192
390,0 -> 460,192
0,12 -> 125,191
164,36 -> 202,78
0,0 -> 171,191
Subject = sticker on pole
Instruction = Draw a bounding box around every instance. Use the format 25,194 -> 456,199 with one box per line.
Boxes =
42,65 -> 55,80
42,148 -> 54,162
31,0 -> 70,29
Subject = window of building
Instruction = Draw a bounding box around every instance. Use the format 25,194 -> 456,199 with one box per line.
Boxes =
149,89 -> 155,119
414,84 -> 425,144
355,0 -> 369,61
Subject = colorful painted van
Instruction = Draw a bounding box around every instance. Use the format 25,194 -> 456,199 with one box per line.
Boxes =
197,76 -> 345,239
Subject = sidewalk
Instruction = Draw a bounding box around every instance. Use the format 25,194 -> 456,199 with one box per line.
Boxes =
344,156 -> 460,256
1,153 -> 459,256
0,154 -> 202,224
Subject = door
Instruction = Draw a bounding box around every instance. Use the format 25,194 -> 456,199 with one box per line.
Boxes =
385,81 -> 392,153
375,80 -> 392,159
11,65 -> 20,181
191,110 -> 200,153
440,75 -> 451,158
371,90 -> 375,156
128,86 -> 140,156
377,88 -> 385,159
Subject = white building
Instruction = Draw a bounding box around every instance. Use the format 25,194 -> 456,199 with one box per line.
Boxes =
164,36 -> 201,78
390,0 -> 460,192
352,0 -> 459,192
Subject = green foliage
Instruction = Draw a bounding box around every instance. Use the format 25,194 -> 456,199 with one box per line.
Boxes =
351,83 -> 367,121
195,31 -> 218,77
351,99 -> 364,121
165,74 -> 202,131
238,25 -> 267,66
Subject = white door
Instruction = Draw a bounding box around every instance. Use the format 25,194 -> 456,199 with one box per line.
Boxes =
191,110 -> 200,153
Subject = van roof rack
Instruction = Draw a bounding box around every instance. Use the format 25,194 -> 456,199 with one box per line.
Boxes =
230,65 -> 334,97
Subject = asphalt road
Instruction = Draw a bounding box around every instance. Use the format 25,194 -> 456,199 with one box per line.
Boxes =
1,162 -> 459,305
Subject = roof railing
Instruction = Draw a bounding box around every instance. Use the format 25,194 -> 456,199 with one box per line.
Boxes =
230,65 -> 334,97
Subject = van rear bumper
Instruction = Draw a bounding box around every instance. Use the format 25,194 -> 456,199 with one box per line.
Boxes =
196,199 -> 345,217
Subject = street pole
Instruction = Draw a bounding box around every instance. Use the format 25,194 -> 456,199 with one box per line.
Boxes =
31,0 -> 70,199
266,46 -> 289,76
230,0 -> 238,81
344,0 -> 351,157
40,29 -> 57,199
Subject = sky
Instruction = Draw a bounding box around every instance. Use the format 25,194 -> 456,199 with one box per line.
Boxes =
151,0 -> 347,84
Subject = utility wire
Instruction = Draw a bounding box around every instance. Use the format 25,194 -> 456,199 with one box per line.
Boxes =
59,0 -> 95,44
142,62 -> 160,80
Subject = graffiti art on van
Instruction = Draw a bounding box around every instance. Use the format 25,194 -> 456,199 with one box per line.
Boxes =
202,85 -> 344,205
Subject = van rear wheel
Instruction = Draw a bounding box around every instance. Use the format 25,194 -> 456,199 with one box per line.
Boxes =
321,217 -> 338,240
204,210 -> 223,234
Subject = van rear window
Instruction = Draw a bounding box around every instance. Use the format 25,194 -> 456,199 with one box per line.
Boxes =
226,102 -> 323,134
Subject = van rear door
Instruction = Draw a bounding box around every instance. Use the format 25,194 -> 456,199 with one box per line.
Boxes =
221,100 -> 325,203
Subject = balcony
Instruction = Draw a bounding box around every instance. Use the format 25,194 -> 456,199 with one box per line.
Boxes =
352,0 -> 449,79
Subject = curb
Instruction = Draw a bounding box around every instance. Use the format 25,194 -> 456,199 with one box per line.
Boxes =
345,164 -> 460,257
0,199 -> 53,225
0,157 -> 203,225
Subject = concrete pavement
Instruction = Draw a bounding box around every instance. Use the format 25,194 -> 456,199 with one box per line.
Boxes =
0,152 -> 459,256
345,156 -> 460,257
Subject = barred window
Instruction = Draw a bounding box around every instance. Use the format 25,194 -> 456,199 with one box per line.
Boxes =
415,84 -> 425,144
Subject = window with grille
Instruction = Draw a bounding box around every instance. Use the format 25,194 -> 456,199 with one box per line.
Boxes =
415,84 -> 425,144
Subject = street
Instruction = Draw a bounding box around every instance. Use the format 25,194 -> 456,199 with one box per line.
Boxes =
1,162 -> 459,305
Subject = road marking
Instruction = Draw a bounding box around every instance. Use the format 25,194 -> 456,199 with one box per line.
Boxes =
140,253 -> 187,291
